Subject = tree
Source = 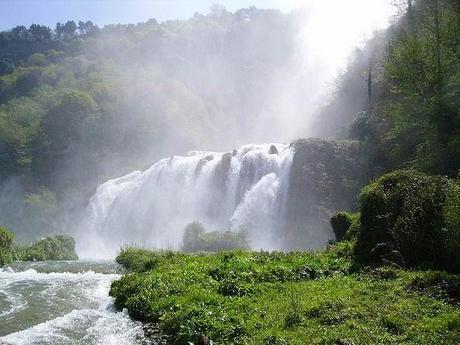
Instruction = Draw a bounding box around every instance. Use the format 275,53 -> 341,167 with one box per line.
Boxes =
63,21 -> 77,39
28,24 -> 52,41
55,22 -> 64,39
77,20 -> 98,36
43,91 -> 98,154
0,58 -> 15,75
10,26 -> 28,40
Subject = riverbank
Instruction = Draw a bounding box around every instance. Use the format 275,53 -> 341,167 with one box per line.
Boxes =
110,245 -> 460,345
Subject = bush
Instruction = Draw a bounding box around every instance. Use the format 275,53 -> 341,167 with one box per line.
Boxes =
19,235 -> 78,261
0,226 -> 14,266
116,247 -> 162,272
330,212 -> 360,241
356,170 -> 460,272
182,222 -> 249,252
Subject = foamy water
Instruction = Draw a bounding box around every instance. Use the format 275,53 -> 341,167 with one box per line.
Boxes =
0,261 -> 147,345
77,143 -> 294,258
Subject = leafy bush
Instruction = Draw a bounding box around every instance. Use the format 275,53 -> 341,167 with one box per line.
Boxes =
0,226 -> 14,266
182,222 -> 249,252
356,170 -> 460,272
18,235 -> 78,261
115,247 -> 180,273
330,212 -> 360,241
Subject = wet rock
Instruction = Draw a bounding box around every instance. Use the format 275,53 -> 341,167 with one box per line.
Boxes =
142,323 -> 172,345
269,145 -> 278,155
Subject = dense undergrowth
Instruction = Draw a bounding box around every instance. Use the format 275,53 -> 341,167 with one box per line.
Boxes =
14,234 -> 78,261
111,244 -> 460,345
0,229 -> 78,266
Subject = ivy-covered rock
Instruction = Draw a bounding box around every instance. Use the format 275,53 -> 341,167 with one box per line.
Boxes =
356,170 -> 460,272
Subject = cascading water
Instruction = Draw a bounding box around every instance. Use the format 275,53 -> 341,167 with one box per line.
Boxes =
77,144 -> 294,258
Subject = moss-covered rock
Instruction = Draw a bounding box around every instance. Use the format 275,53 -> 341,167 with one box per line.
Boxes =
356,170 -> 460,272
285,138 -> 367,249
0,226 -> 14,266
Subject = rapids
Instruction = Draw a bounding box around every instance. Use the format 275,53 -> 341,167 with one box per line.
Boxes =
0,261 -> 147,345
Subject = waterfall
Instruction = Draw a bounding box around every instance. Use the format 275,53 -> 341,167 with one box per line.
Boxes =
77,144 -> 294,258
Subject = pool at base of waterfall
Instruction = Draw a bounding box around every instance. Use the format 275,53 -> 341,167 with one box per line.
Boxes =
0,261 -> 149,345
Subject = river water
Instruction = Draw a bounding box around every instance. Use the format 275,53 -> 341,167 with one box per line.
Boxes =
0,261 -> 148,345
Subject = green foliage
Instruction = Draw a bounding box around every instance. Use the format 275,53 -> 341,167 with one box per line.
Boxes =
28,53 -> 48,67
115,247 -> 172,273
111,246 -> 460,344
16,235 -> 78,261
0,225 -> 14,266
182,222 -> 250,252
316,0 -> 460,176
356,170 -> 460,272
330,212 -> 360,241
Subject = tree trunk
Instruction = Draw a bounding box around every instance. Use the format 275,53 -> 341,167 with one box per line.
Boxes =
367,65 -> 373,109
433,0 -> 442,93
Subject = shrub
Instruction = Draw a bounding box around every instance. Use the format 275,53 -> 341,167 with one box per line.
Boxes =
115,247 -> 160,272
182,221 -> 206,252
182,222 -> 249,252
19,235 -> 78,261
356,170 -> 460,272
330,212 -> 360,241
0,226 -> 14,266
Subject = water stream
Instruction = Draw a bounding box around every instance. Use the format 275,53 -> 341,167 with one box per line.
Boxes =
0,261 -> 147,345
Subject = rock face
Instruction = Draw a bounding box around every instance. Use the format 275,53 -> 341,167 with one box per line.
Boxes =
283,138 -> 366,249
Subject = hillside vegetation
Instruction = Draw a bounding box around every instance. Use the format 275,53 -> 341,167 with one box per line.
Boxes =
0,7 -> 303,240
315,0 -> 459,177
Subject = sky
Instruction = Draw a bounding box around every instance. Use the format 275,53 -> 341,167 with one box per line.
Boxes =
0,0 -> 295,30
1,0 -> 395,31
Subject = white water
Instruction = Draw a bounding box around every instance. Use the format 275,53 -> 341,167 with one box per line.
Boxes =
0,261 -> 146,345
77,143 -> 294,258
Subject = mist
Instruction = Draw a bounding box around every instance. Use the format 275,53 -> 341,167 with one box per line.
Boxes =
0,2 -> 396,249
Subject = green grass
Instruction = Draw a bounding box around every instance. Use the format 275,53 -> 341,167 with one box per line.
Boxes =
110,243 -> 460,344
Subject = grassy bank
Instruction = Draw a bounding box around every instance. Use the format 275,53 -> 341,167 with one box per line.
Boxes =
110,244 -> 460,345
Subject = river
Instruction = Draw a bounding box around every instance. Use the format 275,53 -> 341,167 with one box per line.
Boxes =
0,260 -> 149,344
